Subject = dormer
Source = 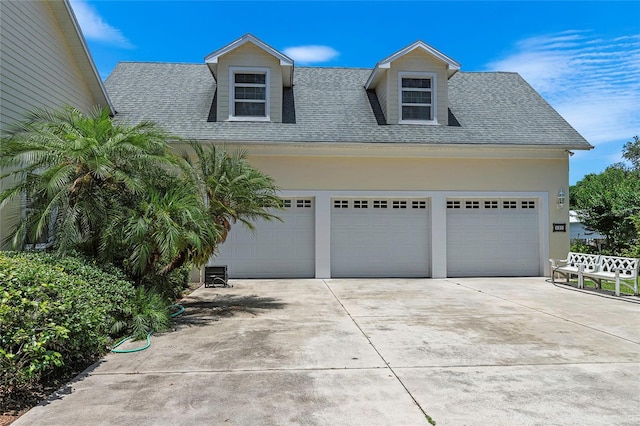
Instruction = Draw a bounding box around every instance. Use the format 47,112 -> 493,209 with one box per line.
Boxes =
205,34 -> 294,122
365,41 -> 460,126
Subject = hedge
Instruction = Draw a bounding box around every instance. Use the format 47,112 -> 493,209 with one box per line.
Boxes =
0,251 -> 136,396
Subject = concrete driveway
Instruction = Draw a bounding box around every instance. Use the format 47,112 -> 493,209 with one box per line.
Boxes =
15,278 -> 640,425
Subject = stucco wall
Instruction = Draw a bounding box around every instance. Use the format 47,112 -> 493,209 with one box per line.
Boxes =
175,141 -> 571,276
249,152 -> 569,272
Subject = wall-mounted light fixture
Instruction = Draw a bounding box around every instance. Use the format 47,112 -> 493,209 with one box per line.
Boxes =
557,189 -> 566,209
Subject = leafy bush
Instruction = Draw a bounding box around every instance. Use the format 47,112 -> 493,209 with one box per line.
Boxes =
140,265 -> 191,300
0,252 -> 136,398
118,287 -> 172,341
569,239 -> 599,255
620,213 -> 640,258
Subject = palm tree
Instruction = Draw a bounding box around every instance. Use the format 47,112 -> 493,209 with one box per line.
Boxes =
187,142 -> 284,246
116,181 -> 221,277
1,106 -> 283,290
0,106 -> 180,256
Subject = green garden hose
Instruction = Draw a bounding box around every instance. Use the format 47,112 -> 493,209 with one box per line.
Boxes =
111,304 -> 185,353
171,304 -> 186,317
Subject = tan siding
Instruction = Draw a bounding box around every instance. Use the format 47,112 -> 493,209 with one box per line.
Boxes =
216,64 -> 230,120
385,70 -> 397,123
384,49 -> 449,125
0,1 -> 99,131
216,43 -> 283,122
375,79 -> 388,122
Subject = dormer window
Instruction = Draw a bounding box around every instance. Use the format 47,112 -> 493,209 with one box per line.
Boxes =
230,67 -> 270,121
399,72 -> 437,124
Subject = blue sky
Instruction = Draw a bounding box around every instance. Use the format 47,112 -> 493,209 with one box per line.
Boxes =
70,0 -> 640,185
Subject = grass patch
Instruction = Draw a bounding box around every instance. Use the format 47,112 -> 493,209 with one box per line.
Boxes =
557,277 -> 637,295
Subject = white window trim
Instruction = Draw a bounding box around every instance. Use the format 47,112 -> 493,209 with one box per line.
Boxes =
398,71 -> 437,125
21,193 -> 56,250
228,66 -> 270,122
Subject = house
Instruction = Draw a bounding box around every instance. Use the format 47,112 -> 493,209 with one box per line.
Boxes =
104,34 -> 593,279
0,0 -> 112,248
570,210 -> 605,246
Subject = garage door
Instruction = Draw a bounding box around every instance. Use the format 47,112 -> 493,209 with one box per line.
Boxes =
331,198 -> 430,277
447,199 -> 539,277
211,198 -> 315,278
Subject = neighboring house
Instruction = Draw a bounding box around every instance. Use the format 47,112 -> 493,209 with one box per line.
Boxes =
570,210 -> 605,244
0,0 -> 113,248
105,34 -> 592,279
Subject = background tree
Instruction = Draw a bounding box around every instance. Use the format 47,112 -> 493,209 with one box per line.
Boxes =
622,135 -> 640,170
570,136 -> 640,255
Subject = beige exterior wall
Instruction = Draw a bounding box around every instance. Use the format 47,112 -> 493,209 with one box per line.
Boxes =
0,0 -> 108,248
381,49 -> 449,125
216,43 -> 283,122
173,139 -> 571,276
247,155 -> 564,191
241,151 -> 570,271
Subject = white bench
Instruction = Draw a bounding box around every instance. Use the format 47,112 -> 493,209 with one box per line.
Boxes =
578,255 -> 639,296
550,252 -> 600,284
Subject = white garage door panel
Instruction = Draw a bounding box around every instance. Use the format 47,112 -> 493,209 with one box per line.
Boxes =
447,199 -> 539,277
331,199 -> 430,277
212,199 -> 315,278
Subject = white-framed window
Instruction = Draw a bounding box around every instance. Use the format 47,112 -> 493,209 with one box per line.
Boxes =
229,67 -> 270,121
398,71 -> 437,124
22,193 -> 56,250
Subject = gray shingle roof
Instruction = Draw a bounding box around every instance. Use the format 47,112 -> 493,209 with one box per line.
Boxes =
104,62 -> 592,149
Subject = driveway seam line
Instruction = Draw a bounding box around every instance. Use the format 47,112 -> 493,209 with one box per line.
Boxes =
87,359 -> 640,376
322,280 -> 431,424
388,360 -> 640,369
88,366 -> 395,376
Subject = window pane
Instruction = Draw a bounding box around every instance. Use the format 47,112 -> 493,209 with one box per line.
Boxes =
402,90 -> 431,104
402,105 -> 431,120
235,102 -> 266,116
235,86 -> 266,100
402,78 -> 431,88
235,73 -> 266,84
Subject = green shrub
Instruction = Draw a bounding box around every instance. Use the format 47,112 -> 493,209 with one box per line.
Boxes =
140,265 -> 191,300
0,252 -> 136,397
569,239 -> 599,254
118,287 -> 172,341
0,267 -> 68,392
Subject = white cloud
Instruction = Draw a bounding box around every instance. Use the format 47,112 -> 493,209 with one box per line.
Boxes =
70,0 -> 134,49
283,45 -> 339,64
486,31 -> 640,146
